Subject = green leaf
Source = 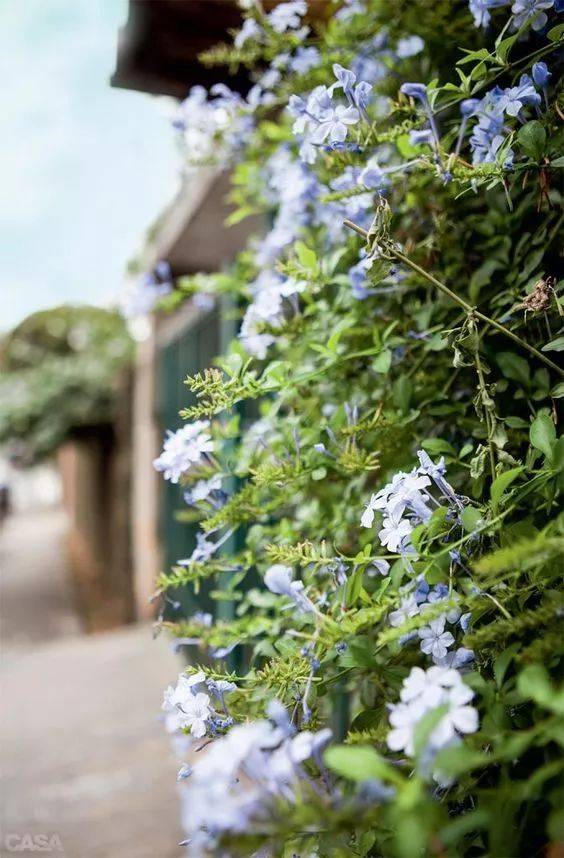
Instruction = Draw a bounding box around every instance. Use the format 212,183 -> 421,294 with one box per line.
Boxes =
542,336 -> 564,352
295,241 -> 317,273
517,121 -> 546,161
421,438 -> 457,457
345,564 -> 364,606
495,33 -> 518,63
469,259 -> 503,304
461,506 -> 484,533
497,352 -> 530,387
393,375 -> 412,414
490,466 -> 524,514
517,665 -> 564,715
324,745 -> 403,785
413,705 -> 449,758
547,23 -> 564,41
371,349 -> 392,374
493,642 -> 521,688
530,410 -> 556,462
434,744 -> 491,778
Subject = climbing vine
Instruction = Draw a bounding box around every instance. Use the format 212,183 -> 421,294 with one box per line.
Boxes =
129,1 -> 563,855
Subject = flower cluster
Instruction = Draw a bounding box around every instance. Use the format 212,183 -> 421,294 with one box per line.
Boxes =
142,0 -> 563,853
387,665 -> 479,764
264,563 -> 316,613
463,74 -> 542,165
121,261 -> 172,318
288,64 -> 370,163
153,420 -> 214,484
178,702 -> 331,853
469,0 -> 556,30
361,451 -> 464,556
163,670 -> 236,737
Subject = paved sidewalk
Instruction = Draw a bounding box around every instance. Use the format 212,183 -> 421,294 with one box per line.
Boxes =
0,508 -> 81,651
1,509 -> 185,857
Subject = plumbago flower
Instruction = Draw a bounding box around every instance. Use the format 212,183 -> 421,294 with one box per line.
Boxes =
183,473 -> 225,507
121,261 -> 172,318
266,0 -> 308,35
288,63 -> 371,162
178,709 -> 332,853
144,1 -> 562,853
153,421 -> 214,483
163,670 -> 237,738
360,451 -> 466,557
264,564 -> 316,613
387,666 -> 479,764
469,0 -> 556,28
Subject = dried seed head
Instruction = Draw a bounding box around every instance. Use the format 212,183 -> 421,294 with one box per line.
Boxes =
523,276 -> 555,313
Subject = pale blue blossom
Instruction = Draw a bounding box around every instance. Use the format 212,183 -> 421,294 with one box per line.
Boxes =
417,450 -> 463,508
436,647 -> 475,670
496,74 -> 541,116
289,46 -> 320,74
461,98 -> 481,117
418,616 -> 456,661
400,82 -> 429,103
409,128 -> 434,147
267,0 -> 307,33
379,511 -> 414,552
234,17 -> 262,48
469,0 -> 510,27
183,474 -> 223,505
121,263 -> 172,318
264,564 -> 315,613
153,421 -> 214,483
178,532 -> 217,566
532,61 -> 551,93
389,595 -> 420,627
367,559 -> 391,576
329,63 -> 357,104
511,0 -> 554,30
387,666 -> 478,758
396,36 -> 425,58
310,104 -> 360,144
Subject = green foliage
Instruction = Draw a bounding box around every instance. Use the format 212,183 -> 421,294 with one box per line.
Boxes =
153,1 -> 564,854
0,305 -> 133,462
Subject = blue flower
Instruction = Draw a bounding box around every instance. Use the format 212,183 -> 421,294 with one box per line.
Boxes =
267,0 -> 307,33
469,0 -> 510,28
400,82 -> 428,103
409,130 -> 433,151
396,36 -> 424,58
532,61 -> 551,88
460,98 -> 480,117
349,256 -> 374,300
497,74 -> 541,116
511,0 -> 554,30
354,81 -> 373,114
330,63 -> 357,104
289,46 -> 320,74
414,577 -> 430,603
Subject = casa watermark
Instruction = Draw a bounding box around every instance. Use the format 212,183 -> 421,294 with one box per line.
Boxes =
3,833 -> 64,853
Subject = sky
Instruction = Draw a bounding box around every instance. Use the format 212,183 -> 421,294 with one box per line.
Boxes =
0,0 -> 180,332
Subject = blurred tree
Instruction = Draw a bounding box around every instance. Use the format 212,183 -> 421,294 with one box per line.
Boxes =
0,305 -> 133,464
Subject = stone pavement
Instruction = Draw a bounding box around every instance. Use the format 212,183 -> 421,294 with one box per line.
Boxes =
0,509 -> 185,857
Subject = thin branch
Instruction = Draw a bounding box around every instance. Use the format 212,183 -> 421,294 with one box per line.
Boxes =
343,219 -> 564,378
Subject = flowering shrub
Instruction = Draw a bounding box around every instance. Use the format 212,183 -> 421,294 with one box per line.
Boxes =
0,306 -> 133,462
143,1 -> 563,854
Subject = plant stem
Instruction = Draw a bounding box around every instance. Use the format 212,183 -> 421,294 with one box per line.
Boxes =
475,349 -> 496,482
343,219 -> 564,378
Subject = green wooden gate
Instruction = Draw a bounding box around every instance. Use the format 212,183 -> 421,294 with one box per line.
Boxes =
156,307 -> 219,617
